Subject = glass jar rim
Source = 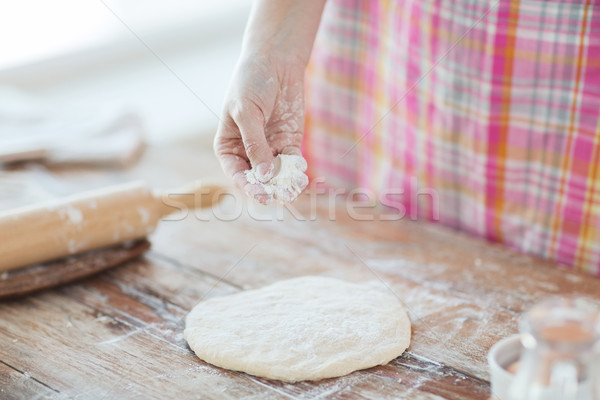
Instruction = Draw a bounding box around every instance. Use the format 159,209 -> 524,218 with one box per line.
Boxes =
520,297 -> 600,350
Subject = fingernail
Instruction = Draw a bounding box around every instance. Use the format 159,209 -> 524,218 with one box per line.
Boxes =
256,162 -> 274,183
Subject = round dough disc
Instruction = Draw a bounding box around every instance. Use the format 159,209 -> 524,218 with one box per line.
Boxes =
184,276 -> 411,382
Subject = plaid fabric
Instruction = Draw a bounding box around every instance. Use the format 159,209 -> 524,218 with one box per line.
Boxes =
303,0 -> 600,275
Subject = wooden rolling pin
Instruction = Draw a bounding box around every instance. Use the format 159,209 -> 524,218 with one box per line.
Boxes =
0,181 -> 224,272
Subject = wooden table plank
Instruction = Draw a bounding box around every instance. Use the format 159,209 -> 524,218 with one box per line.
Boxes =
0,361 -> 64,400
0,292 -> 287,399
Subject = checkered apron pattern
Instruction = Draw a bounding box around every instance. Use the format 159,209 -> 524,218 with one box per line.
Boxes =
303,0 -> 600,275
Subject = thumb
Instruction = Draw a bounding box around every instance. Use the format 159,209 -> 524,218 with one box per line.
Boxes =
232,101 -> 275,183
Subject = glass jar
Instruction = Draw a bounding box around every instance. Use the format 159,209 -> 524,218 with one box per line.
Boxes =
508,297 -> 600,400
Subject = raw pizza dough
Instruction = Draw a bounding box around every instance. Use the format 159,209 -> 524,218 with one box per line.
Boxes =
184,276 -> 411,382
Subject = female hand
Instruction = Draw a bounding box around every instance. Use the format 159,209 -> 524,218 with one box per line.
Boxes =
213,0 -> 326,204
214,54 -> 307,204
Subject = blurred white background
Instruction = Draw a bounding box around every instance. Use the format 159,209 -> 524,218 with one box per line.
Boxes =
0,0 -> 252,143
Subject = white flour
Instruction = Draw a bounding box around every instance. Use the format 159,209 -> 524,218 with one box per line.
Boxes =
245,154 -> 308,203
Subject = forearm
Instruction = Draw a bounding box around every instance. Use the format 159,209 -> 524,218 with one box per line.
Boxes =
241,0 -> 326,66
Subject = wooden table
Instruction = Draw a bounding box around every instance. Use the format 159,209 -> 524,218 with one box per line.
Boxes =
1,135 -> 599,400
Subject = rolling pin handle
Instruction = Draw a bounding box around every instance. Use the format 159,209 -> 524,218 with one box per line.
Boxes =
156,182 -> 226,218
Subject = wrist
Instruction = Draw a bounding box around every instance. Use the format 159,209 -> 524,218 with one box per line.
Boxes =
239,46 -> 309,72
240,0 -> 325,68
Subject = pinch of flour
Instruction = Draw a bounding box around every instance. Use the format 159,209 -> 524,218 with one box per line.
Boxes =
245,154 -> 308,203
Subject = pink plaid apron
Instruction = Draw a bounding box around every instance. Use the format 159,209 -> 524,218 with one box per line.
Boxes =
304,0 -> 600,275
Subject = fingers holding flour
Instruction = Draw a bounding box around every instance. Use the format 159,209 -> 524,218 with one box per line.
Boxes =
243,141 -> 308,204
258,125 -> 308,203
236,110 -> 308,204
214,115 -> 308,204
214,117 -> 272,205
245,154 -> 309,204
241,177 -> 273,205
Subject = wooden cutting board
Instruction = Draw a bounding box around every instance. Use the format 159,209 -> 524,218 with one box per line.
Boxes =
0,239 -> 150,300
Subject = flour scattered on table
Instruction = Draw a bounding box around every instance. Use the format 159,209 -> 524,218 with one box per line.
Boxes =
245,154 -> 308,203
184,276 -> 412,382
